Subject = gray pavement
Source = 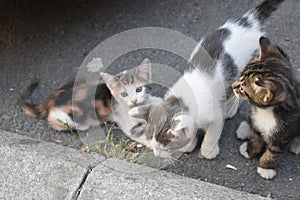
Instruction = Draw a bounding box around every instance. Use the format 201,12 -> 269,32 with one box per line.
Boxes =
0,129 -> 267,200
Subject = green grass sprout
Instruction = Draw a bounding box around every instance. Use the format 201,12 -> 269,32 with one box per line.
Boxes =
59,120 -> 151,165
57,119 -> 80,140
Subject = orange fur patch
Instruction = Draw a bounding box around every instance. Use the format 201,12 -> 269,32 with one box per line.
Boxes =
95,100 -> 112,122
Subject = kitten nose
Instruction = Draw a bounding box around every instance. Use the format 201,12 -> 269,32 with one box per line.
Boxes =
131,99 -> 137,105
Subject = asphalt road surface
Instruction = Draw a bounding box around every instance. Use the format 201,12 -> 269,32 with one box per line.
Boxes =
1,0 -> 299,199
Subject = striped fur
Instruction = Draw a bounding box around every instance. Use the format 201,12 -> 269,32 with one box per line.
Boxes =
233,37 -> 300,179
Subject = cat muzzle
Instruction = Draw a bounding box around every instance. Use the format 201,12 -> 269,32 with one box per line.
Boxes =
232,81 -> 241,98
130,99 -> 137,105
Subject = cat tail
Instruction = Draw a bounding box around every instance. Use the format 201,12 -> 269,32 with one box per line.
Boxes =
20,80 -> 49,119
253,0 -> 285,23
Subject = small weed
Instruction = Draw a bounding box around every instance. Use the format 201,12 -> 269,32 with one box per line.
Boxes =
57,119 -> 80,140
94,122 -> 151,165
59,119 -> 151,165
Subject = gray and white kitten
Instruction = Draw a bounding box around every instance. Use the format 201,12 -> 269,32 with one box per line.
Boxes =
129,0 -> 285,158
101,58 -> 162,146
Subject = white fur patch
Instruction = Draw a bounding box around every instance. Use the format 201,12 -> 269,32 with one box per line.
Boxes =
252,107 -> 277,139
173,115 -> 195,133
48,109 -> 75,129
48,109 -> 89,131
150,138 -> 170,158
257,167 -> 276,180
168,69 -> 222,127
128,106 -> 140,117
222,17 -> 263,71
236,121 -> 251,140
200,143 -> 220,160
290,137 -> 300,154
146,96 -> 163,104
239,142 -> 250,158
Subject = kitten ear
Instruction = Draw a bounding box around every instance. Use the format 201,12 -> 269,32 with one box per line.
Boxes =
100,72 -> 119,91
128,104 -> 151,123
135,58 -> 151,84
140,58 -> 151,66
256,87 -> 273,103
255,79 -> 285,103
259,37 -> 285,60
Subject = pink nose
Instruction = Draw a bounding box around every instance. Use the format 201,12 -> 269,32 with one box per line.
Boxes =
131,99 -> 137,105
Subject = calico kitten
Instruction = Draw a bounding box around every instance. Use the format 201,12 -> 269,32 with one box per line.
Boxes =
232,37 -> 300,179
129,0 -> 285,158
101,58 -> 162,147
20,79 -> 112,131
20,58 -> 162,135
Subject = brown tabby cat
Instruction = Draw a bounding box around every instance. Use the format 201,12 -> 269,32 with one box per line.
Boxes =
232,37 -> 300,179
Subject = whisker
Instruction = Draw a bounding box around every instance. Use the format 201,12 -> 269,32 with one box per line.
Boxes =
227,94 -> 239,104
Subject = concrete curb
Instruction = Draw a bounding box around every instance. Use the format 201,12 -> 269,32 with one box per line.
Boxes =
0,130 -> 266,200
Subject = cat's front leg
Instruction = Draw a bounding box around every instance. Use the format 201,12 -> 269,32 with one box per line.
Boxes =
290,136 -> 300,154
236,121 -> 251,140
199,117 -> 223,159
257,148 -> 281,180
239,131 -> 265,159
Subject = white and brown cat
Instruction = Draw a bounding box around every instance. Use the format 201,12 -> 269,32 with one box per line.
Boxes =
233,37 -> 300,179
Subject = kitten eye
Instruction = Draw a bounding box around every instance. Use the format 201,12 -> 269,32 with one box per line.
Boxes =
121,91 -> 128,97
136,87 -> 143,93
239,85 -> 244,91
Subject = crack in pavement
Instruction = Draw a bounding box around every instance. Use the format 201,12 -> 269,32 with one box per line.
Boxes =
72,165 -> 93,200
72,158 -> 107,200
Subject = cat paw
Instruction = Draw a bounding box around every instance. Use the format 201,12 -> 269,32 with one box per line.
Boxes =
257,167 -> 276,180
236,121 -> 251,140
199,144 -> 220,159
239,142 -> 250,158
289,137 -> 300,154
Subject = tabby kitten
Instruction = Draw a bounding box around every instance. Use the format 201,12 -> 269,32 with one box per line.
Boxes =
232,37 -> 300,179
101,58 -> 162,146
20,79 -> 112,131
129,0 -> 285,158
